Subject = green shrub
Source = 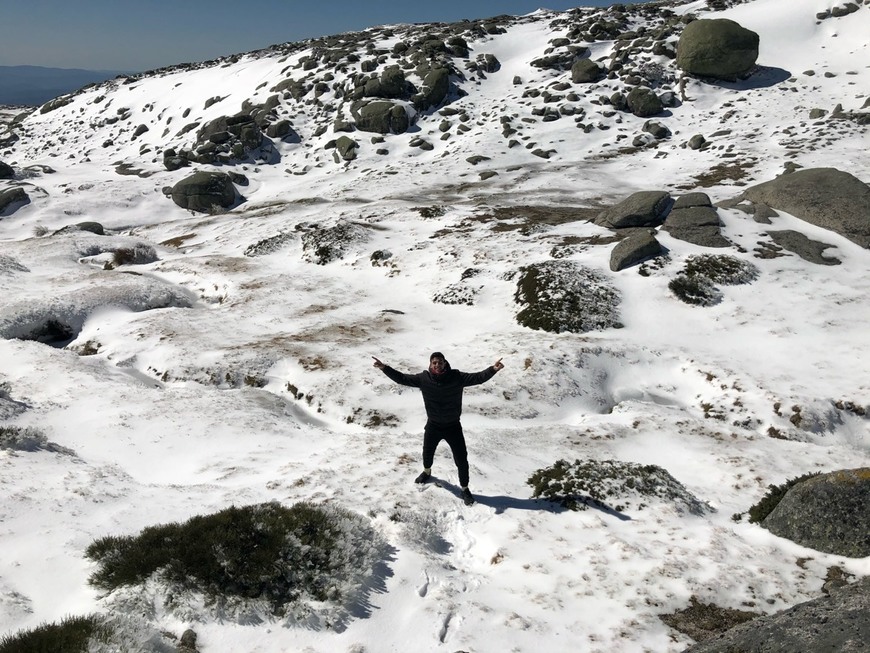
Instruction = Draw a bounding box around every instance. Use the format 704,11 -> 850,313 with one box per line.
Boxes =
85,502 -> 385,622
668,273 -> 722,306
0,615 -> 110,653
527,458 -> 712,515
747,472 -> 821,524
683,254 -> 759,285
0,425 -> 72,454
670,254 -> 759,306
514,260 -> 622,333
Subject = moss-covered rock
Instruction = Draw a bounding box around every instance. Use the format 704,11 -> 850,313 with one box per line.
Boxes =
761,468 -> 870,557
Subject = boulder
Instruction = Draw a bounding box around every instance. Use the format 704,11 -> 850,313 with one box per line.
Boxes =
572,59 -> 605,83
627,87 -> 664,117
766,230 -> 841,265
595,191 -> 672,229
683,576 -> 870,653
0,161 -> 14,179
610,230 -> 663,271
353,101 -> 411,134
334,136 -> 358,162
364,66 -> 414,100
169,171 -> 238,213
0,186 -> 29,215
761,468 -> 870,558
676,19 -> 759,81
662,205 -> 730,248
413,67 -> 451,111
739,168 -> 870,248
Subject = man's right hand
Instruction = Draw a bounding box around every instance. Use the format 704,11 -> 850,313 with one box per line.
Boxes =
372,356 -> 385,369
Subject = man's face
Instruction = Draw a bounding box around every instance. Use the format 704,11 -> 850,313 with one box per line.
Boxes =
430,357 -> 446,373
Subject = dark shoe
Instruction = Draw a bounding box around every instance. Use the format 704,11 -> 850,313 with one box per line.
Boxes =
414,471 -> 431,484
461,487 -> 475,505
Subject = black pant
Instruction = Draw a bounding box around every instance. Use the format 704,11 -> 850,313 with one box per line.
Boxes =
423,421 -> 469,487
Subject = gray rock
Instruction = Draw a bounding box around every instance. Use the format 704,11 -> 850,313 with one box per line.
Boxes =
674,192 -> 712,209
676,19 -> 759,81
571,59 -> 605,83
0,161 -> 14,179
595,191 -> 672,229
683,576 -> 870,653
627,87 -> 663,117
740,168 -> 870,248
170,171 -> 238,213
0,186 -> 29,215
414,67 -> 450,111
662,204 -> 730,247
762,468 -> 870,558
353,101 -> 410,134
335,136 -> 358,161
610,230 -> 663,271
766,230 -> 841,265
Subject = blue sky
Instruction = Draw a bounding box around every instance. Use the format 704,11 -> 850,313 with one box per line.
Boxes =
2,0 -> 646,72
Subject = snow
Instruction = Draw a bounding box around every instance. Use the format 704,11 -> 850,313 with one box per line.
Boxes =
1,0 -> 869,651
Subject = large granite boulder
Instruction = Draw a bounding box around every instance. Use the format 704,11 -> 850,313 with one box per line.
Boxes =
610,230 -> 663,271
739,168 -> 870,248
663,194 -> 730,247
571,59 -> 605,83
676,19 -> 759,81
683,576 -> 870,653
364,66 -> 414,100
0,186 -> 29,215
169,171 -> 238,213
413,67 -> 451,111
761,468 -> 869,558
595,191 -> 672,229
353,101 -> 411,134
626,87 -> 663,118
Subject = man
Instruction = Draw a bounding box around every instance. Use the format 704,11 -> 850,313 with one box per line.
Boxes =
372,352 -> 504,505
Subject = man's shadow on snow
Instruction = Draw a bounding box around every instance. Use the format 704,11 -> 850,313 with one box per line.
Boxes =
432,479 -> 631,521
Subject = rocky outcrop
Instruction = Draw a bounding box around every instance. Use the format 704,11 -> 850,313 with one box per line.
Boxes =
595,191 -> 672,229
761,468 -> 870,558
766,230 -> 841,265
676,19 -> 759,81
0,161 -> 14,179
169,171 -> 239,213
683,576 -> 870,653
738,168 -> 870,248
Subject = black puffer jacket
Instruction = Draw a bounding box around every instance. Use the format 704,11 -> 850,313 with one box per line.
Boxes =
381,361 -> 497,424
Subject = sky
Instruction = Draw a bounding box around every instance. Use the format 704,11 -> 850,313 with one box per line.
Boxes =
1,0 -> 647,72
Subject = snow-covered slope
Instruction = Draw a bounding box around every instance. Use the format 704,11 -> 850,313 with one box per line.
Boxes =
0,0 -> 868,651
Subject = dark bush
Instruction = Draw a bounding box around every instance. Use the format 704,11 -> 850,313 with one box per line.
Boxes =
85,502 -> 384,619
0,615 -> 109,653
683,254 -> 759,285
527,458 -> 712,515
669,273 -> 722,306
747,472 -> 821,524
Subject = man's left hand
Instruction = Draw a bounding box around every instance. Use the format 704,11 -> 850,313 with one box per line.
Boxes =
493,358 -> 504,371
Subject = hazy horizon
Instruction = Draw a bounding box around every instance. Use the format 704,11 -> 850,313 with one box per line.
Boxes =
1,0 -> 646,72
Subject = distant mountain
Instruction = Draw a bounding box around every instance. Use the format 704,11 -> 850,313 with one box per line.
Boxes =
0,65 -> 132,106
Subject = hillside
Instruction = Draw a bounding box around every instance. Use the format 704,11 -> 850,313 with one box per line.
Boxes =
0,0 -> 868,651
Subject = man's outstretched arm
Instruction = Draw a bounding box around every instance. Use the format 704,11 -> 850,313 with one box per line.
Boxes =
372,356 -> 422,387
460,357 -> 504,386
